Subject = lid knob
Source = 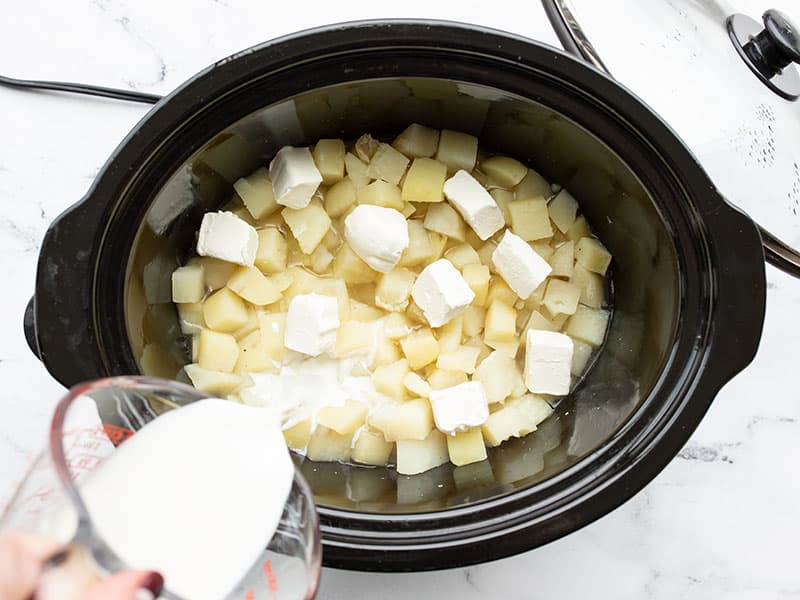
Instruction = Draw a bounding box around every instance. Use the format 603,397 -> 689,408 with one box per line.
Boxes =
727,9 -> 800,101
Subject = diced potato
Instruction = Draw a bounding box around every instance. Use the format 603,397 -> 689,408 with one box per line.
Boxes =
435,315 -> 463,354
352,429 -> 394,466
203,287 -> 249,333
399,202 -> 415,218
396,429 -> 449,475
487,279 -> 517,306
400,328 -> 440,369
374,335 -> 402,367
542,279 -> 581,316
444,243 -> 480,269
485,338 -> 519,359
356,179 -> 404,210
480,156 -> 528,187
514,168 -> 551,201
531,242 -> 554,261
369,398 -> 434,442
423,202 -> 466,241
139,343 -> 179,379
393,123 -> 440,158
399,219 -> 434,267
375,268 -> 416,311
333,242 -> 376,284
436,345 -> 480,374
571,338 -> 594,376
172,264 -> 205,303
334,320 -> 374,357
489,188 -> 514,223
473,350 -> 515,403
565,306 -> 610,347
344,152 -> 371,188
462,305 -> 486,337
575,237 -> 612,275
484,300 -> 517,345
355,133 -> 379,163
482,394 -> 553,447
566,215 -> 591,241
309,244 -> 334,274
324,177 -> 357,218
403,372 -> 431,398
235,330 -> 274,372
548,189 -> 578,233
349,300 -> 385,322
549,241 -> 574,278
462,263 -> 490,305
385,312 -> 412,339
281,198 -> 332,254
184,364 -> 244,396
310,277 -> 350,321
428,231 -> 448,261
520,310 -> 560,346
254,228 -> 288,274
508,197 -> 552,241
435,129 -> 478,173
428,369 -> 468,390
372,358 -> 410,399
283,419 -> 312,451
312,139 -> 346,184
233,167 -> 278,220
447,428 -> 488,467
401,158 -> 447,203
197,329 -> 239,372
476,240 -> 498,270
317,400 -> 368,435
231,304 -> 260,340
348,282 -> 376,305
366,143 -> 410,185
571,264 -> 605,308
193,257 -> 236,291
226,266 -> 282,306
306,425 -> 353,462
258,312 -> 286,361
177,302 -> 205,334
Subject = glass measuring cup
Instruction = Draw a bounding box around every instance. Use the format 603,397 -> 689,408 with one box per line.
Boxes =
0,376 -> 321,600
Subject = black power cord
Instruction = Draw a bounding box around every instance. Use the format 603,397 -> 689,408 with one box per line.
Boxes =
0,74 -> 161,104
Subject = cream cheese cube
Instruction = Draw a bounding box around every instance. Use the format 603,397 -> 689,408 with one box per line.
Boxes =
492,230 -> 552,299
410,259 -> 475,327
429,381 -> 489,435
196,211 -> 258,267
443,170 -> 505,240
268,146 -> 323,209
344,205 -> 409,272
525,329 -> 573,396
284,293 -> 339,357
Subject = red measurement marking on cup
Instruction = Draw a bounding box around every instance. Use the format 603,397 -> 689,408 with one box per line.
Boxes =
263,560 -> 279,595
102,424 -> 135,445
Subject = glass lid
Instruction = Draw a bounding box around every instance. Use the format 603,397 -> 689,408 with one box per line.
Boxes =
544,0 -> 800,274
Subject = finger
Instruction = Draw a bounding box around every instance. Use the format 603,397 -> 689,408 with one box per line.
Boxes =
0,534 -> 47,600
85,570 -> 164,600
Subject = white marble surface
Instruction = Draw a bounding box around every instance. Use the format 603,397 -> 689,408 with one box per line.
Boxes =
0,1 -> 799,598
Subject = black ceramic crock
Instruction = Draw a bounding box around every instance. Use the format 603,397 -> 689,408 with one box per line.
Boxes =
24,21 -> 766,571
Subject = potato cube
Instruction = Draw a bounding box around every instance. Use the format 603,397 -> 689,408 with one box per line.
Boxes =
487,279 -> 517,306
309,277 -> 350,321
333,242 -> 376,284
258,312 -> 286,361
514,168 -> 551,201
489,188 -> 513,223
542,279 -> 581,316
476,241 -> 498,271
444,243 -> 480,269
385,312 -> 412,339
435,129 -> 478,173
283,419 -> 312,451
369,398 -> 434,442
253,228 -> 288,275
462,305 -> 486,337
549,241 -> 574,278
192,256 -> 236,292
171,264 -> 205,303
372,358 -> 410,399
226,266 -> 282,306
400,328 -> 440,369
435,315 -> 463,354
366,143 -> 410,185
571,264 -> 605,308
281,198 -> 331,255
482,394 -> 553,447
436,345 -> 480,374
324,177 -> 357,218
312,139 -> 346,185
399,220 -> 434,268
428,232 -> 448,261
352,430 -> 394,466
508,197 -> 552,241
235,329 -> 274,372
566,215 -> 591,241
485,338 -> 519,359
306,425 -> 353,462
184,364 -> 244,395
480,156 -> 528,188
531,242 -> 554,261
355,133 -> 379,162
393,123 -> 440,158
396,430 -> 449,475
177,302 -> 205,335
548,189 -> 579,233
473,350 -> 515,403
575,237 -> 612,275
403,372 -> 431,398
423,202 -> 466,241
233,167 -> 278,220
565,306 -> 610,347
197,329 -> 239,372
428,369 -> 468,390
401,202 -> 416,217
356,179 -> 403,210
349,300 -> 385,322
309,244 -> 334,274
344,152 -> 371,188
401,158 -> 447,203
405,300 -> 428,326
231,304 -> 260,340
317,400 -> 368,435
203,287 -> 249,333
374,335 -> 402,367
334,320 -> 374,357
447,428 -> 488,467
571,338 -> 594,376
375,268 -> 416,311
484,300 -> 517,345
139,343 -> 179,379
462,264 -> 490,306
520,310 -> 560,346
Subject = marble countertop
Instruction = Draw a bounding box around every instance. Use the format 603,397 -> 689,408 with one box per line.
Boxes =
1,1 -> 798,598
